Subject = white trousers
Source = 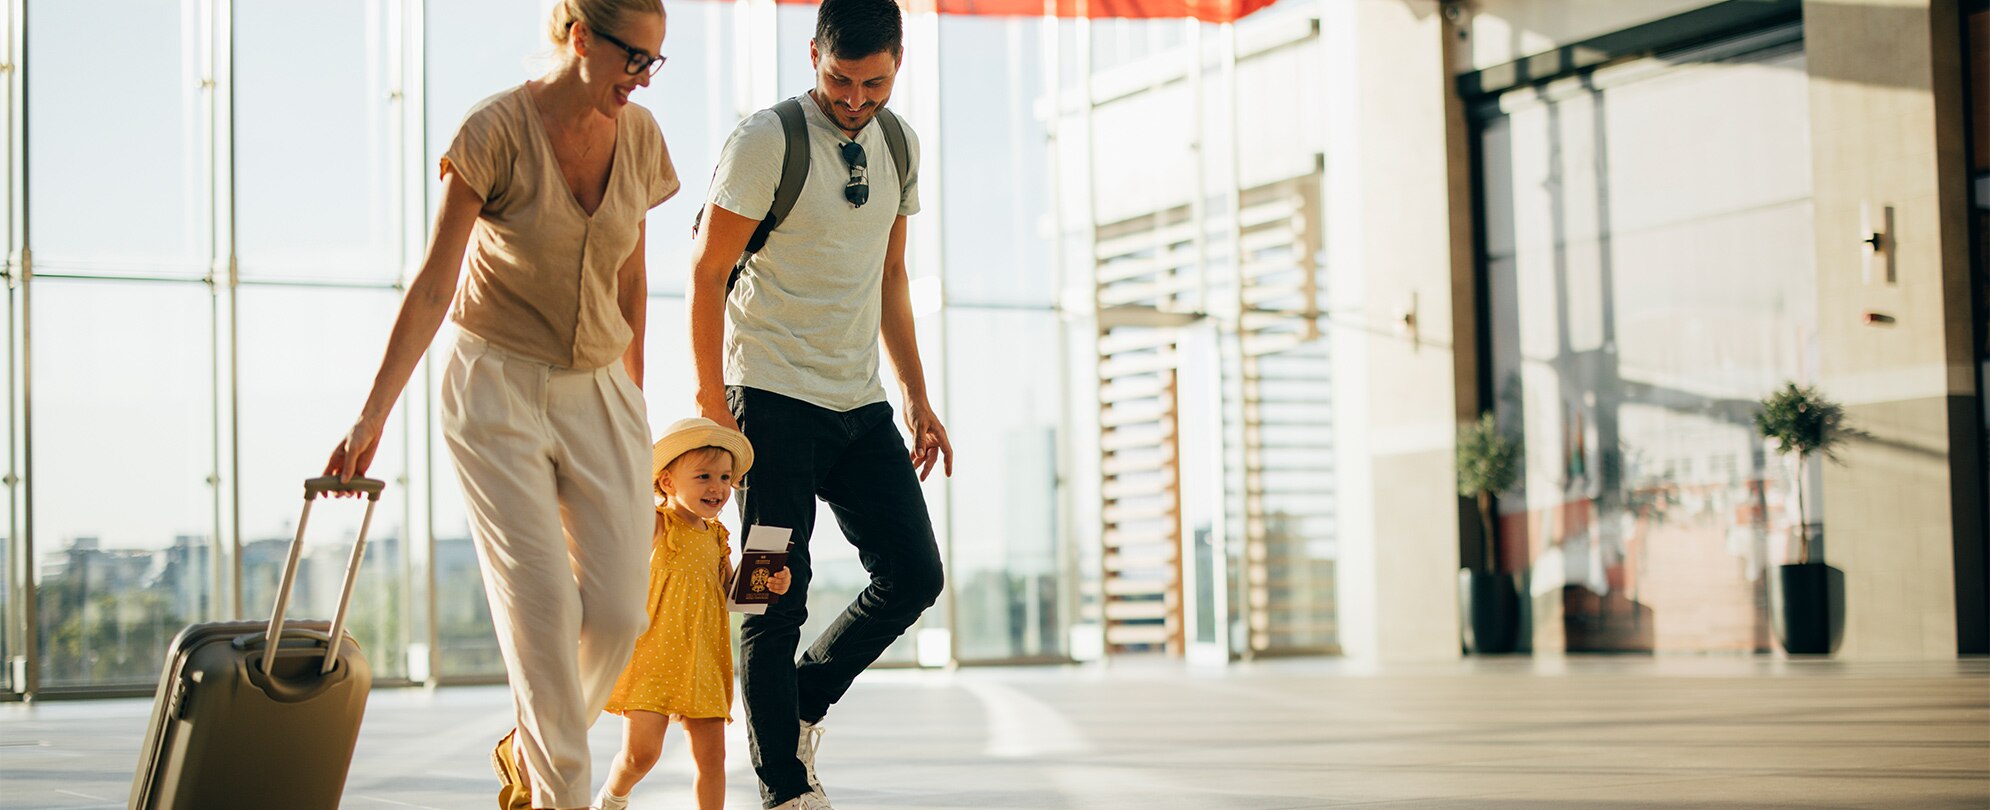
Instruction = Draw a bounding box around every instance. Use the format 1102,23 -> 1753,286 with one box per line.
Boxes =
441,331 -> 652,809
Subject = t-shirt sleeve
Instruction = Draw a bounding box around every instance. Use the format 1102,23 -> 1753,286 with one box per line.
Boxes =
638,106 -> 681,209
707,110 -> 785,221
651,138 -> 681,209
439,100 -> 514,203
896,120 -> 921,218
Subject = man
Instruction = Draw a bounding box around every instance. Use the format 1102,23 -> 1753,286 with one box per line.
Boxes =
685,0 -> 950,807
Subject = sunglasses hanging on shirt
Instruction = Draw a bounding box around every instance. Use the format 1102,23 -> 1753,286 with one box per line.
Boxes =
839,141 -> 869,208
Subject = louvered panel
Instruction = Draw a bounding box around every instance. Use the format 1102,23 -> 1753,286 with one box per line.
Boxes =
1102,527 -> 1174,548
1103,600 -> 1172,621
1104,624 -> 1173,646
1102,437 -> 1174,457
1102,501 -> 1175,524
1094,220 -> 1196,260
1099,275 -> 1202,308
1098,351 -> 1179,378
1100,378 -> 1171,404
1099,329 -> 1179,356
1102,577 -> 1174,597
1097,249 -> 1199,284
1103,445 -> 1174,472
1105,547 -> 1179,571
1102,476 -> 1171,502
1101,400 -> 1171,429
1242,331 -> 1308,357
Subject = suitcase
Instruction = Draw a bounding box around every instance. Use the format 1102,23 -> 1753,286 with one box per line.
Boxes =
129,475 -> 387,810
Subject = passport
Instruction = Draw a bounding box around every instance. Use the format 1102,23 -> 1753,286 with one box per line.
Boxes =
727,524 -> 793,615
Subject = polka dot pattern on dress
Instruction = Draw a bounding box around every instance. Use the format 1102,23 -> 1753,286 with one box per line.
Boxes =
603,509 -> 735,721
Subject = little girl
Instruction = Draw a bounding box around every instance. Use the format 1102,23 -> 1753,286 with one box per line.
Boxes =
595,417 -> 791,810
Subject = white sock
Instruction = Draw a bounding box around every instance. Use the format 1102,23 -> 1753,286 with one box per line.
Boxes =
593,787 -> 629,810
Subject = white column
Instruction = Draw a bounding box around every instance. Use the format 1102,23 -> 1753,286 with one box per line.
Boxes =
1324,0 -> 1465,663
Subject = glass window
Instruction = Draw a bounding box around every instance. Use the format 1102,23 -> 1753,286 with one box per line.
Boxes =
27,0 -> 208,275
639,295 -> 696,428
423,0 -> 545,226
644,3 -> 738,295
1249,347 -> 1336,652
236,286 -> 410,681
0,5 -> 12,694
1090,18 -> 1185,74
32,280 -> 215,688
0,290 -> 13,694
938,17 -> 1055,307
235,2 -> 398,283
777,6 -> 819,101
1480,46 -> 1813,654
945,307 -> 1065,661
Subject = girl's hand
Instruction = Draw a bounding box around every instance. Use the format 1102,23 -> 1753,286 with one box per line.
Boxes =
769,567 -> 793,595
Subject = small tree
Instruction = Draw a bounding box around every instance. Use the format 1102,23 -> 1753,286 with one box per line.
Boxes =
1752,383 -> 1852,564
1457,413 -> 1522,572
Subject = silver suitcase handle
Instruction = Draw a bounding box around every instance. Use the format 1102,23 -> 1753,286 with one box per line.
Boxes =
261,477 -> 385,677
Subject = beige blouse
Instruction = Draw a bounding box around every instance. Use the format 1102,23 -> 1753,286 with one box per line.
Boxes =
441,85 -> 679,369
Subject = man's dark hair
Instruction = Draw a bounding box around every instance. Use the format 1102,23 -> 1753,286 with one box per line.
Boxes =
814,0 -> 902,61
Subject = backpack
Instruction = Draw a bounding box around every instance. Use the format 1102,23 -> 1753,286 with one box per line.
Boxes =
696,96 -> 912,294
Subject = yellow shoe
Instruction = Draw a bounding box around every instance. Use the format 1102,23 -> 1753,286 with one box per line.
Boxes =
491,731 -> 531,810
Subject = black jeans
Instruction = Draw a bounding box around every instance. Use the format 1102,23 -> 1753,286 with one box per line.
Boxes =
728,386 -> 945,808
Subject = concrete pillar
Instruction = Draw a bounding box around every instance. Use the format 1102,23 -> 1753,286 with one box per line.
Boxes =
1325,0 -> 1471,662
1803,0 -> 1983,660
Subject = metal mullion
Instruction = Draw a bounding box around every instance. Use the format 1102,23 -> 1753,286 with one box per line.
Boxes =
5,0 -> 27,699
231,275 -> 405,292
203,0 -> 232,634
19,271 -> 218,285
405,0 -> 440,690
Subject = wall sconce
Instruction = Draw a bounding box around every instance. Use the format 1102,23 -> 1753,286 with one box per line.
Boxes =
1860,202 -> 1894,285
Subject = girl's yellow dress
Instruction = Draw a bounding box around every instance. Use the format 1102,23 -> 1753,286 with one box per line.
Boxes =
604,508 -> 733,720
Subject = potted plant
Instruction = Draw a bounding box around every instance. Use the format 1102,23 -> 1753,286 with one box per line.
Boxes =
1753,383 -> 1853,655
1457,412 -> 1525,654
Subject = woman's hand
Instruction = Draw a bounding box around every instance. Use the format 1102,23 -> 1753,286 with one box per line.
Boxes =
323,416 -> 384,497
769,566 -> 793,595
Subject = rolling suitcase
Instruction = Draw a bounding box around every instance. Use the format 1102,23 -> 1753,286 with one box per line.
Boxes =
129,475 -> 387,810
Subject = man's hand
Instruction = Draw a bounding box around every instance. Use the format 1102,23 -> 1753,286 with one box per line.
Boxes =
903,399 -> 953,480
698,395 -> 740,432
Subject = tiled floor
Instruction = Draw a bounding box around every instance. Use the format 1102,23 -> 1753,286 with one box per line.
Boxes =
2,656 -> 1985,809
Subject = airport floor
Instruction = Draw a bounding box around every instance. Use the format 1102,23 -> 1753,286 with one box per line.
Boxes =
2,655 -> 1986,809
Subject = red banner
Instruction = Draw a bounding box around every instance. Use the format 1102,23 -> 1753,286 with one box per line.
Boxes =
772,0 -> 1279,23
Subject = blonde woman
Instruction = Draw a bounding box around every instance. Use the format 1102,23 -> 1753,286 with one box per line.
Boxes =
324,2 -> 677,808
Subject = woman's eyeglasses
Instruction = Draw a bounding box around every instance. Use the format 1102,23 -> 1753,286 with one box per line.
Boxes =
839,141 -> 868,207
591,28 -> 666,77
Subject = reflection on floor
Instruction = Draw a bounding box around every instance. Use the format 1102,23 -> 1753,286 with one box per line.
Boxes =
3,656 -> 1986,809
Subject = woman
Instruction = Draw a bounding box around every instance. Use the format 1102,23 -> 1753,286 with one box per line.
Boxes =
323,2 -> 676,808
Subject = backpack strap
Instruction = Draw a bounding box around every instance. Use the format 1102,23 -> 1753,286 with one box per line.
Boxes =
726,97 -> 810,294
875,107 -> 911,203
717,100 -> 911,295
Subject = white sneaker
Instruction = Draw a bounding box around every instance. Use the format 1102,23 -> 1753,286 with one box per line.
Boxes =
772,793 -> 834,810
592,788 -> 629,810
797,720 -> 827,796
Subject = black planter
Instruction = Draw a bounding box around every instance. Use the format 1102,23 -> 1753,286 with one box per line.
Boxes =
1459,570 -> 1525,654
1771,562 -> 1845,655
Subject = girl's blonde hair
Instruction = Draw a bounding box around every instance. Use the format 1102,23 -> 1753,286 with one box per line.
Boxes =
654,446 -> 742,501
546,0 -> 665,49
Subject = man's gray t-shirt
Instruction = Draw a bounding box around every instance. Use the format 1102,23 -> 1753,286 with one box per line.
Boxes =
708,95 -> 921,412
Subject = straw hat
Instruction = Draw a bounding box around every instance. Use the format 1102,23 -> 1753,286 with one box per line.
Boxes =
651,417 -> 754,482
